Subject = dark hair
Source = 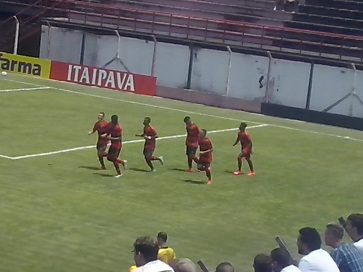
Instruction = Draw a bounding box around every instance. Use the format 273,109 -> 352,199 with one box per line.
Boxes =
348,213 -> 363,235
216,262 -> 234,272
111,114 -> 118,125
253,254 -> 272,272
299,227 -> 321,251
144,117 -> 151,123
184,116 -> 191,122
240,122 -> 247,128
157,232 -> 168,242
201,129 -> 207,135
100,112 -> 105,117
270,248 -> 290,267
133,236 -> 159,263
326,223 -> 344,239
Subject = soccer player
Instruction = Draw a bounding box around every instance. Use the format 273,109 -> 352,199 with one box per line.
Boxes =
135,117 -> 163,172
184,116 -> 200,172
88,112 -> 109,170
232,122 -> 255,176
197,129 -> 213,185
102,114 -> 127,178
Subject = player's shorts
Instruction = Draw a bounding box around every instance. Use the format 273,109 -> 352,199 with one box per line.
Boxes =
108,145 -> 121,159
239,147 -> 252,158
143,148 -> 154,158
96,143 -> 107,151
186,146 -> 198,156
197,161 -> 210,170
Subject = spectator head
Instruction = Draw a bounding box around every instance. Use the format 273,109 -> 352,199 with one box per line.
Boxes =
346,213 -> 363,242
173,258 -> 197,272
297,227 -> 321,255
270,248 -> 291,272
133,236 -> 159,266
253,254 -> 272,272
325,223 -> 344,248
157,232 -> 168,246
216,262 -> 234,272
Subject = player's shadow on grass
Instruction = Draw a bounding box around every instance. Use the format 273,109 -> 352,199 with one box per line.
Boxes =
183,179 -> 206,185
93,173 -> 114,177
170,167 -> 187,172
79,165 -> 99,170
224,170 -> 235,174
129,167 -> 150,172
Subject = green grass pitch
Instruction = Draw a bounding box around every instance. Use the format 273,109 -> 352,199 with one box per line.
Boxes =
0,74 -> 362,272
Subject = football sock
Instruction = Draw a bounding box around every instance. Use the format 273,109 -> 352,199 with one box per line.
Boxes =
237,158 -> 242,171
98,156 -> 105,167
188,158 -> 192,168
145,158 -> 154,170
206,169 -> 211,180
246,158 -> 254,171
150,156 -> 158,161
113,160 -> 121,175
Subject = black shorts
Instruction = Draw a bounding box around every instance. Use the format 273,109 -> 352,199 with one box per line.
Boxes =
197,161 -> 210,170
143,148 -> 154,158
97,143 -> 107,151
108,146 -> 121,159
186,146 -> 197,156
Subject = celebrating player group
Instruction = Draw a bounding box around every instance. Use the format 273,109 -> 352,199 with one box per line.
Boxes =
89,113 -> 255,184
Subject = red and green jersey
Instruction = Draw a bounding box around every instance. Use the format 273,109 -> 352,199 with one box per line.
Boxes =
198,137 -> 213,163
186,123 -> 200,147
143,125 -> 157,150
93,120 -> 109,145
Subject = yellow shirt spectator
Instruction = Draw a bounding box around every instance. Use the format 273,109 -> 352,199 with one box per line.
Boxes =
158,246 -> 176,263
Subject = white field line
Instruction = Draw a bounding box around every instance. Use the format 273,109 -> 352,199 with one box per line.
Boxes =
4,78 -> 363,142
0,86 -> 51,93
1,124 -> 268,160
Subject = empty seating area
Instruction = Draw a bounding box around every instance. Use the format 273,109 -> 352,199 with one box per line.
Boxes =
0,0 -> 362,62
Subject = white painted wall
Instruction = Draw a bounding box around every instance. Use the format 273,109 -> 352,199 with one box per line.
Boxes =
228,53 -> 268,101
190,48 -> 229,95
39,26 -> 363,118
153,42 -> 190,89
267,59 -> 310,108
40,26 -> 82,63
310,65 -> 353,115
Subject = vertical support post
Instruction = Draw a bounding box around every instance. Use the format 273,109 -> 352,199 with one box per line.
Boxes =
186,44 -> 194,89
305,61 -> 314,109
350,63 -> 357,116
264,51 -> 273,103
45,20 -> 51,59
225,46 -> 232,96
151,35 -> 157,76
115,30 -> 120,59
13,16 -> 20,55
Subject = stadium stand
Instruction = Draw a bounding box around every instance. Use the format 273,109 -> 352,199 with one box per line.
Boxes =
0,0 -> 362,62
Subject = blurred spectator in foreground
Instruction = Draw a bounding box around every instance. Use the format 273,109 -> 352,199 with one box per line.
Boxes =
133,236 -> 174,272
297,227 -> 339,272
270,248 -> 301,272
157,232 -> 177,263
173,258 -> 197,272
345,213 -> 363,254
254,254 -> 273,272
325,223 -> 363,272
216,262 -> 234,272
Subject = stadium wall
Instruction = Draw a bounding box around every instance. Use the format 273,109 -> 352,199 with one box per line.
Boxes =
36,26 -> 362,120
